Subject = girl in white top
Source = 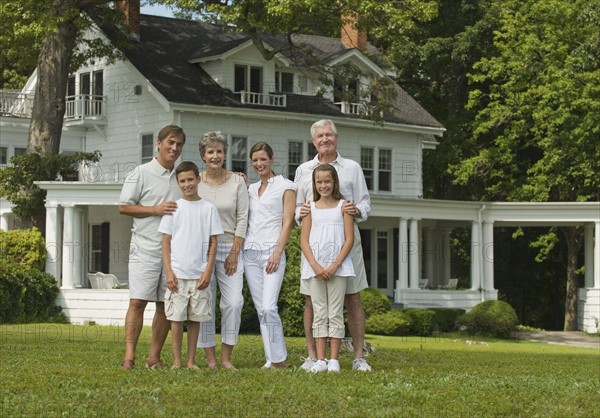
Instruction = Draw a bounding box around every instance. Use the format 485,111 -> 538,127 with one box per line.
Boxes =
195,131 -> 249,370
244,142 -> 297,369
300,163 -> 354,373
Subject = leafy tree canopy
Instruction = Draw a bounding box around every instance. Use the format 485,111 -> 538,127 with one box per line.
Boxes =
452,0 -> 600,203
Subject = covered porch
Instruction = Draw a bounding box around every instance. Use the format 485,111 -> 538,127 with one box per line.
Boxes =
37,182 -> 600,332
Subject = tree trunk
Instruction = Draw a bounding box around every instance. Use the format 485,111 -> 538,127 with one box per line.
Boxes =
562,227 -> 581,331
27,15 -> 78,154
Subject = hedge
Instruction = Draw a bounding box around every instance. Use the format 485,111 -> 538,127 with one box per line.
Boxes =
458,300 -> 519,338
0,259 -> 63,323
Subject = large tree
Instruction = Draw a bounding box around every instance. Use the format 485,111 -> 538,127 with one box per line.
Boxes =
452,0 -> 600,330
2,1 -> 125,154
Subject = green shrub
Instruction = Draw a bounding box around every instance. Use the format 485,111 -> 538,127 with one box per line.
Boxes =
458,300 -> 519,338
430,308 -> 465,332
360,287 -> 391,318
279,227 -> 305,337
366,310 -> 411,336
0,227 -> 46,270
0,259 -> 63,323
401,308 -> 436,336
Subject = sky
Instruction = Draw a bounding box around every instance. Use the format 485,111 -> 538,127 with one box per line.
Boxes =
140,4 -> 175,18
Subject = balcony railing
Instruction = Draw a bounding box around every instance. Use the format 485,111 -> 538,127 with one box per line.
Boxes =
239,91 -> 286,107
0,90 -> 33,117
0,90 -> 106,122
65,94 -> 106,120
334,101 -> 365,115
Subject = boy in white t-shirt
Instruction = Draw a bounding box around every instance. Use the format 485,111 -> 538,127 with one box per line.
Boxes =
159,161 -> 223,369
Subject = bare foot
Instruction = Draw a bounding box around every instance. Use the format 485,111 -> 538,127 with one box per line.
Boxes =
221,361 -> 238,370
121,359 -> 135,369
207,362 -> 218,370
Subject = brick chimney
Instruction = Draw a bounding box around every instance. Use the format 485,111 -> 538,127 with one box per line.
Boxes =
341,13 -> 367,51
116,0 -> 140,38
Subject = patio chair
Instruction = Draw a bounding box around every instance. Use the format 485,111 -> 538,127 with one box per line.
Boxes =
88,272 -> 128,289
419,279 -> 429,289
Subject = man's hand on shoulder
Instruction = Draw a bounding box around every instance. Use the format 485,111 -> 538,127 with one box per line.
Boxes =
156,200 -> 178,216
299,201 -> 311,219
344,200 -> 361,218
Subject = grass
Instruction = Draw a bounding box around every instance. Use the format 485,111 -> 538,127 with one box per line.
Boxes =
1,324 -> 598,417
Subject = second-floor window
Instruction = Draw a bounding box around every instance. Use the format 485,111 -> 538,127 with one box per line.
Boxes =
141,134 -> 154,163
361,147 -> 392,192
235,65 -> 262,93
275,71 -> 294,93
288,140 -> 317,180
67,70 -> 103,117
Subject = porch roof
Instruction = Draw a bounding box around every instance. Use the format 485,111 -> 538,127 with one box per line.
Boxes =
37,181 -> 600,225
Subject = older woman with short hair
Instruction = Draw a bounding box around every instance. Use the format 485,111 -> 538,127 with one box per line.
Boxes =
195,131 -> 249,369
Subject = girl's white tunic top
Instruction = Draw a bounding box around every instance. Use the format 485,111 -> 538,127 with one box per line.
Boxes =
301,199 -> 355,280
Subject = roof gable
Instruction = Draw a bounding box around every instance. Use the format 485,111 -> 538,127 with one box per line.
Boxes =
99,14 -> 443,130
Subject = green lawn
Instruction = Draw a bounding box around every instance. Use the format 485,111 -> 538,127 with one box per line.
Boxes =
1,324 -> 598,417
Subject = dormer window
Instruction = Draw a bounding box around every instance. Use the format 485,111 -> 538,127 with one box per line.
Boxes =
275,71 -> 294,93
235,65 -> 262,93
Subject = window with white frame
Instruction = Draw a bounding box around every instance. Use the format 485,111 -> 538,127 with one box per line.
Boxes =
287,140 -> 317,180
141,134 -> 154,164
275,71 -> 294,93
235,65 -> 262,93
14,147 -> 26,157
230,136 -> 247,174
90,222 -> 110,274
66,70 -> 103,117
360,147 -> 392,192
0,147 -> 7,166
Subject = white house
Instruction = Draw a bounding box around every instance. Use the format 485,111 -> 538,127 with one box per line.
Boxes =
1,1 -> 598,332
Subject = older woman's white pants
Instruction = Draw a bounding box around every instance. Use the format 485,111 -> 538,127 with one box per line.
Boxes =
244,249 -> 287,364
196,243 -> 244,348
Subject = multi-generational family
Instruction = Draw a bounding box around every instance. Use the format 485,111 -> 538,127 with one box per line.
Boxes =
118,119 -> 372,373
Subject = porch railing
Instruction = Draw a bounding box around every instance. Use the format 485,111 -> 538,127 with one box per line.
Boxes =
239,91 -> 286,107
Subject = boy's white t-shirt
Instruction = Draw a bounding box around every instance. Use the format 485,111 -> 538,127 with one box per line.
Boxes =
158,198 -> 223,279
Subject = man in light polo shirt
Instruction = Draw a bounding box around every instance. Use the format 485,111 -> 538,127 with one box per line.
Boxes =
294,119 -> 372,371
119,125 -> 186,369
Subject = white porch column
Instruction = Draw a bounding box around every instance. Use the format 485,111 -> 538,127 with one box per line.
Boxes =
45,203 -> 61,281
424,227 -> 435,286
72,207 -> 84,288
594,222 -> 600,289
482,220 -> 495,292
470,221 -> 481,291
584,224 -> 594,288
397,218 -> 408,297
409,218 -> 420,289
61,205 -> 75,289
442,228 -> 451,286
0,213 -> 9,231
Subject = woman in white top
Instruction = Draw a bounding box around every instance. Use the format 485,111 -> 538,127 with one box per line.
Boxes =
244,142 -> 297,369
195,131 -> 249,370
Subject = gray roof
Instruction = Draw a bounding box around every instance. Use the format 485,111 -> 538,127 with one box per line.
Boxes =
104,14 -> 443,129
